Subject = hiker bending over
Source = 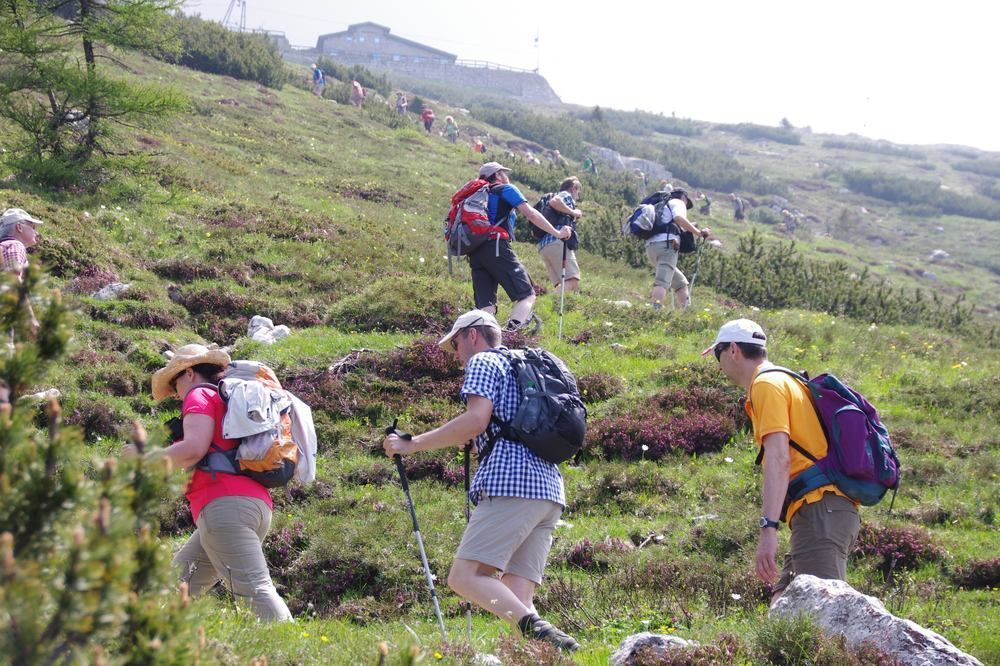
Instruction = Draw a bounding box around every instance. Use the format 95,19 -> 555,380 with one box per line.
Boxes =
421,106 -> 435,133
383,310 -> 579,652
472,162 -> 570,332
0,208 -> 44,335
123,345 -> 292,622
731,192 -> 749,221
703,320 -> 860,604
349,80 -> 365,107
444,115 -> 460,143
645,189 -> 710,310
538,177 -> 583,292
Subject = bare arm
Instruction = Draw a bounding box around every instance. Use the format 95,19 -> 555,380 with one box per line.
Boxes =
384,395 -> 493,456
548,196 -> 582,219
756,432 -> 790,584
516,202 -> 572,239
670,212 -> 710,238
158,414 -> 215,469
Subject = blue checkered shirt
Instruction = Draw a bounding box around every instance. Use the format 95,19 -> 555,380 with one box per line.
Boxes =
461,347 -> 565,507
537,191 -> 576,250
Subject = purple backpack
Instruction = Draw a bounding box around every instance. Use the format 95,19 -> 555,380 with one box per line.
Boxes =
754,368 -> 900,510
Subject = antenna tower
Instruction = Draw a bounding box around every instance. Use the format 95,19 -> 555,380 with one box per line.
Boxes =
222,0 -> 247,32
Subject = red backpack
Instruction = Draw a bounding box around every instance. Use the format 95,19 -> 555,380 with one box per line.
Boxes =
443,178 -> 509,272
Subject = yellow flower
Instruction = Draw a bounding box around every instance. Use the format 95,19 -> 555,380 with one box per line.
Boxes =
321,636 -> 329,643
300,631 -> 309,638
435,652 -> 443,660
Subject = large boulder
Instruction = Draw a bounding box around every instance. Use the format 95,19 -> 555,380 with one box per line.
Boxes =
610,632 -> 696,666
770,575 -> 982,666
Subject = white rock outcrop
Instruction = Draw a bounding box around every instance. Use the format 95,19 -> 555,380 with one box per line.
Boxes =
611,632 -> 696,665
247,315 -> 291,345
770,575 -> 982,666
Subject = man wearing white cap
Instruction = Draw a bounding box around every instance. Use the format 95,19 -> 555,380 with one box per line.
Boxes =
1,207 -> 44,333
703,318 -> 859,603
383,309 -> 579,651
471,162 -> 571,333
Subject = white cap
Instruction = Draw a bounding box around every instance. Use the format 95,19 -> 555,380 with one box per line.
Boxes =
701,318 -> 767,356
438,309 -> 501,350
1,208 -> 44,228
478,162 -> 511,179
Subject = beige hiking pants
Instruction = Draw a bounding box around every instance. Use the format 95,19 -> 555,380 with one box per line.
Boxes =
174,495 -> 292,622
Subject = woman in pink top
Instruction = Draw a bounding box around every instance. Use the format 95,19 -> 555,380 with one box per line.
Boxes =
126,344 -> 291,621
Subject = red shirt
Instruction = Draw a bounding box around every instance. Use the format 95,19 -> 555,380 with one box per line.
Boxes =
180,386 -> 272,522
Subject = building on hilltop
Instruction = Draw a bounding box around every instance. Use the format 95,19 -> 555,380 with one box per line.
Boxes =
317,22 -> 457,66
298,22 -> 560,104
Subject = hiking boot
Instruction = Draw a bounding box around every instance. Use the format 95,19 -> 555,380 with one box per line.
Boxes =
504,313 -> 542,335
517,613 -> 579,652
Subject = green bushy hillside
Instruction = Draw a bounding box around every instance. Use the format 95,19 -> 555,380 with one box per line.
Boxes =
1,50 -> 998,665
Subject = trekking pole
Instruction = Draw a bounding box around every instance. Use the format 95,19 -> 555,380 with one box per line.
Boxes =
557,239 -> 568,341
687,238 -> 706,307
463,441 -> 473,644
385,419 -> 447,642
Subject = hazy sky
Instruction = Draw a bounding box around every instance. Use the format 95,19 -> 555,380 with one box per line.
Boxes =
183,0 -> 999,152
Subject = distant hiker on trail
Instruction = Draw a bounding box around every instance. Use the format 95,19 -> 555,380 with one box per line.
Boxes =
382,310 -> 580,652
699,193 -> 712,216
470,162 -> 571,332
0,207 -> 44,334
310,64 -> 325,97
472,138 -> 486,154
731,192 -> 749,221
703,319 -> 861,604
634,169 -> 648,199
538,177 -> 583,292
581,156 -> 597,175
349,80 -> 365,107
421,106 -> 435,133
395,91 -> 408,115
123,345 -> 293,622
550,149 -> 567,166
645,189 -> 710,310
444,115 -> 460,143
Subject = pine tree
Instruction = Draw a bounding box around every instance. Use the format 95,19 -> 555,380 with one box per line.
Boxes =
0,267 -> 203,664
0,0 -> 186,185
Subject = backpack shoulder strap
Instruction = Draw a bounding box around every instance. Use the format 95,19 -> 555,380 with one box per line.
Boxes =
751,366 -> 825,466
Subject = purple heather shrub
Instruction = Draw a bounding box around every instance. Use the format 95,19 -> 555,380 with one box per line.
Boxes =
565,537 -> 633,571
588,409 -> 735,461
852,523 -> 946,575
950,557 -> 1000,590
64,264 -> 119,295
264,521 -> 310,577
577,372 -> 625,403
377,337 -> 464,382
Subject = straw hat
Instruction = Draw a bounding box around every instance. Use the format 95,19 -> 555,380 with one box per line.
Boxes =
151,344 -> 231,401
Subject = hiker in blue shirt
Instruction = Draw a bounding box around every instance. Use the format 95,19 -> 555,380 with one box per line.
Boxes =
310,64 -> 324,97
473,162 -> 571,333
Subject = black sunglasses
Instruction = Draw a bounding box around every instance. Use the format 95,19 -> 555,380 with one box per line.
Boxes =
713,342 -> 731,361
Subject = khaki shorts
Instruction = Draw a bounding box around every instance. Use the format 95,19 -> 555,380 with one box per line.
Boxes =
455,496 -> 562,584
645,240 -> 688,291
773,492 -> 861,594
539,240 -> 581,286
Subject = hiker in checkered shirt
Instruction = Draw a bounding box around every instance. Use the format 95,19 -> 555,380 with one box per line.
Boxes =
0,208 -> 44,335
382,309 -> 579,652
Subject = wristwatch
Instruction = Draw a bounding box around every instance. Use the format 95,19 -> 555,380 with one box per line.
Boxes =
758,517 -> 780,530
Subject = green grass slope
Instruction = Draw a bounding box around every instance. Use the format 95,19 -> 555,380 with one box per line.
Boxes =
1,53 -> 998,664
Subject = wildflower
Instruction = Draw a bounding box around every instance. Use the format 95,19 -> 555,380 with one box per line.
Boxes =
434,652 -> 443,660
731,593 -> 742,600
300,631 -> 309,638
724,456 -> 734,463
321,636 -> 329,643
419,257 -> 425,263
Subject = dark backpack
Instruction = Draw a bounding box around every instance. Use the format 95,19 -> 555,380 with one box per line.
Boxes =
483,348 -> 587,464
753,368 -> 900,515
531,193 -> 579,249
624,192 -> 696,252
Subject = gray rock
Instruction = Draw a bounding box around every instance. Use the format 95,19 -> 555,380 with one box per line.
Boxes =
92,282 -> 130,300
472,654 -> 501,666
921,271 -> 938,281
928,249 -> 949,261
770,575 -> 982,666
611,632 -> 696,665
